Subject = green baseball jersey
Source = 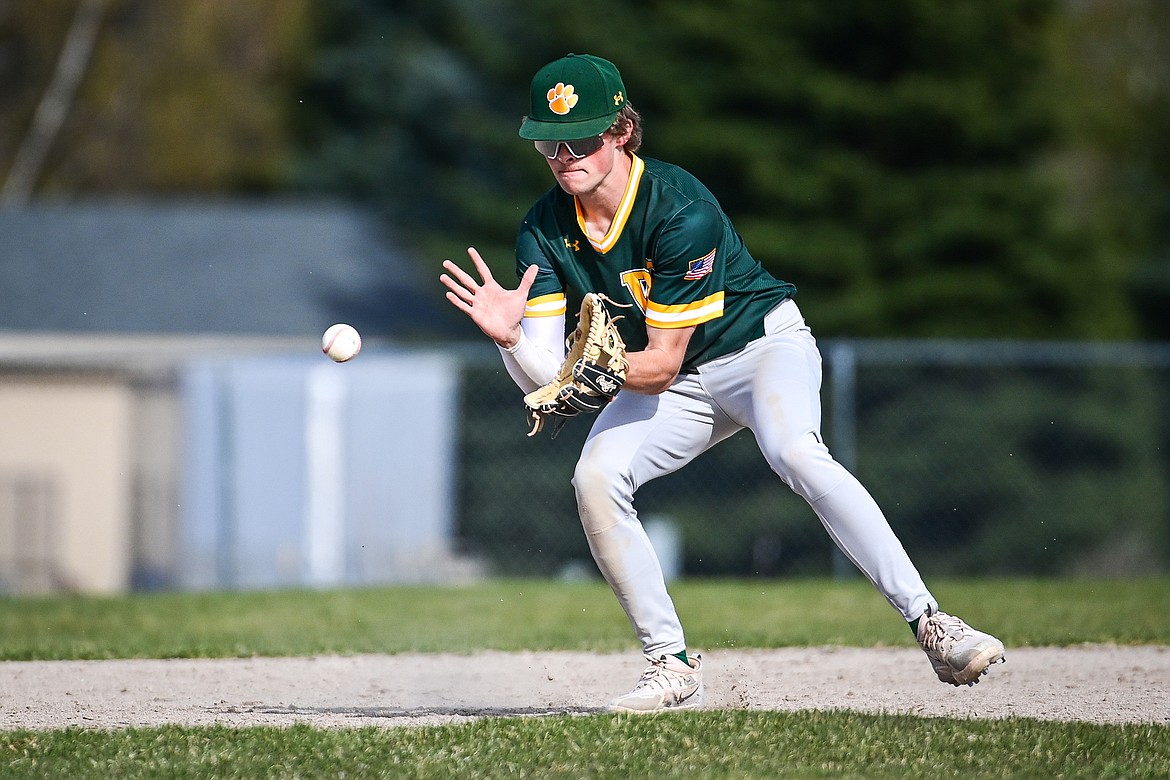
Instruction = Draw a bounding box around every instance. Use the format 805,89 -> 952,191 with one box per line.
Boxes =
516,155 -> 796,371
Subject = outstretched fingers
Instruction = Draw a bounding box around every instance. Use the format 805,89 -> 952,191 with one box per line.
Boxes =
465,247 -> 496,283
443,288 -> 472,314
440,260 -> 476,293
439,271 -> 474,315
439,247 -> 535,347
440,247 -> 504,302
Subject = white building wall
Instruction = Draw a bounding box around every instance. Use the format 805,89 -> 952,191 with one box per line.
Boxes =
0,377 -> 134,594
179,351 -> 466,590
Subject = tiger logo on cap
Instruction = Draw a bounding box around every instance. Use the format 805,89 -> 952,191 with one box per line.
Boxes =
547,83 -> 578,115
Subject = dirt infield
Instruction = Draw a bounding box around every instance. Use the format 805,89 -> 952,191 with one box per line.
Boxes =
2,645 -> 1166,730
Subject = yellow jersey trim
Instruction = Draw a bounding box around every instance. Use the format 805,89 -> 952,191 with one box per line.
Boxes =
575,154 -> 645,255
525,292 -> 567,318
646,292 -> 725,328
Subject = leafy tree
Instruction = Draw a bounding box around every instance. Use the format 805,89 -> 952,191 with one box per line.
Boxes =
1048,0 -> 1170,340
295,0 -> 545,267
0,0 -> 311,196
4,1 -> 1163,342
298,0 -> 1131,339
295,1 -> 1170,578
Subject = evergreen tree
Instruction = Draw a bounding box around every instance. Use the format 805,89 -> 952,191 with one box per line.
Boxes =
1049,0 -> 1170,340
626,0 -> 1114,338
297,0 -> 1129,339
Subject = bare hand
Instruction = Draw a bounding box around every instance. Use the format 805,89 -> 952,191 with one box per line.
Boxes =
440,247 -> 538,347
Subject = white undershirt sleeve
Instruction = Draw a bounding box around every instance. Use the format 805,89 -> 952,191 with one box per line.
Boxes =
496,313 -> 566,393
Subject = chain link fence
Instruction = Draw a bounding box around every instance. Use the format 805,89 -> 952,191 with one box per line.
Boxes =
450,340 -> 1170,580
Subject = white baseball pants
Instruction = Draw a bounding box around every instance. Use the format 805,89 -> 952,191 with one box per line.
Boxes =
572,299 -> 938,656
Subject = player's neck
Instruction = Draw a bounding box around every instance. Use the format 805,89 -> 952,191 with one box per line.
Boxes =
576,151 -> 634,240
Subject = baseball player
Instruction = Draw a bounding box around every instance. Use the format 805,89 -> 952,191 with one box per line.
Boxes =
441,53 -> 1005,713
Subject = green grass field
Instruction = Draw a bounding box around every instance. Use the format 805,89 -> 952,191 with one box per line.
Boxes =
2,578 -> 1168,778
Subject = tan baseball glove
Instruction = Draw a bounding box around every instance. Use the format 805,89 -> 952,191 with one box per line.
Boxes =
523,293 -> 629,437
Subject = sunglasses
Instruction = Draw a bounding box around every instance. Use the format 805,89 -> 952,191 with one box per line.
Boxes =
534,134 -> 605,160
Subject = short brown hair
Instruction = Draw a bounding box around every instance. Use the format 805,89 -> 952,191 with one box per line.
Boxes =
606,104 -> 643,154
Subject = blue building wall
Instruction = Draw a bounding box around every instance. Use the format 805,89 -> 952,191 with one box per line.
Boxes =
179,351 -> 460,590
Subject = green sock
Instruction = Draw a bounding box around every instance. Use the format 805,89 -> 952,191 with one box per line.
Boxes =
673,650 -> 691,667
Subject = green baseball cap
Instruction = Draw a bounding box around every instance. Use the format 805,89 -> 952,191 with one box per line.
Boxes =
519,54 -> 627,141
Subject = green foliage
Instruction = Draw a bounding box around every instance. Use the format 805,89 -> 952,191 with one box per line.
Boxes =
1,578 -> 1166,661
456,346 -> 1170,579
0,2 -> 77,169
0,0 -> 313,195
6,2 -> 1169,339
297,0 -> 1138,339
295,0 -> 549,265
1047,0 -> 1170,339
853,359 -> 1170,576
2,715 -> 1168,779
626,0 -> 1096,339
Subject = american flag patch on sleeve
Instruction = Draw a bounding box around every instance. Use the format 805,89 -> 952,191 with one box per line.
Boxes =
684,248 -> 717,280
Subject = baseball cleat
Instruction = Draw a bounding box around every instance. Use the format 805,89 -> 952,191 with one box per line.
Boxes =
917,609 -> 1005,686
609,653 -> 703,713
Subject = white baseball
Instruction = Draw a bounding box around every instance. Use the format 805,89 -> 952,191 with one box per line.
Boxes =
322,323 -> 362,362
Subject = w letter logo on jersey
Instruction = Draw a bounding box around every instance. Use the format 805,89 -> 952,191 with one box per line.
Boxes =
684,248 -> 717,280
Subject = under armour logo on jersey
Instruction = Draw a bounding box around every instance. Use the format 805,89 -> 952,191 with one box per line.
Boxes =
564,237 -> 580,251
684,248 -> 717,280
